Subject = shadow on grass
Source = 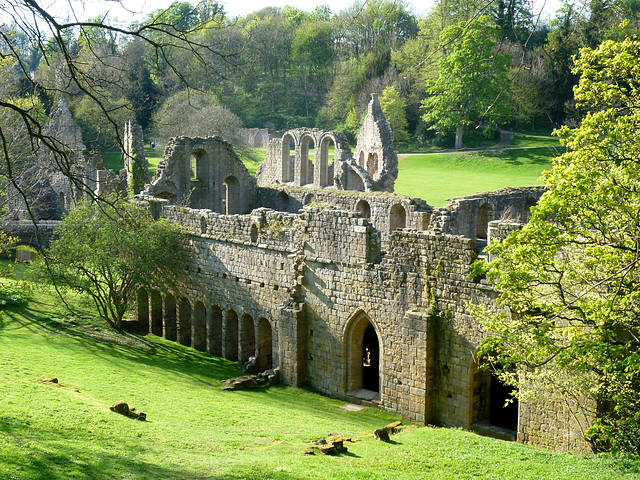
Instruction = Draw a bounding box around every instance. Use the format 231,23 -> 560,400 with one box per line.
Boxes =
479,146 -> 561,166
0,417 -> 188,480
4,301 -> 240,384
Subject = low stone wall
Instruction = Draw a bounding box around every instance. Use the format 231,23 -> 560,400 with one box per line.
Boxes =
1,220 -> 61,249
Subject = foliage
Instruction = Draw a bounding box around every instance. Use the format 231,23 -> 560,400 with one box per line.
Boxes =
32,197 -> 186,329
380,85 -> 409,143
421,16 -> 512,149
151,89 -> 242,142
477,38 -> 640,454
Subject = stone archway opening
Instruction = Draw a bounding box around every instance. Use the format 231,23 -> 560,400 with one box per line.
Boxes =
150,290 -> 163,336
223,309 -> 239,361
476,203 -> 493,241
524,197 -> 538,223
281,134 -> 295,183
239,314 -> 256,363
207,306 -> 223,357
362,323 -> 380,392
355,199 -> 371,220
164,293 -> 177,341
257,317 -> 273,371
470,359 -> 518,439
178,297 -> 192,346
304,193 -> 315,206
345,312 -> 381,396
301,136 -> 315,185
276,191 -> 290,212
223,175 -> 240,215
389,203 -> 406,232
192,301 -> 206,352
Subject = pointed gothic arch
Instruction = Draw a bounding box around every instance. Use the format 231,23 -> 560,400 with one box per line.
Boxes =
343,310 -> 382,394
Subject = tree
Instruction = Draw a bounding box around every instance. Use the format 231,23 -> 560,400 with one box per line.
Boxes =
1,0 -> 235,211
33,198 -> 186,329
421,16 -> 511,149
152,88 -> 242,142
380,85 -> 409,143
477,38 -> 640,453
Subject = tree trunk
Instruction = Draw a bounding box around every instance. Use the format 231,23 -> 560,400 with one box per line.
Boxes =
455,125 -> 464,149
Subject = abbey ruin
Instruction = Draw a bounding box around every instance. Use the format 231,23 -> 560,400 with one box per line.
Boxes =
4,94 -> 591,453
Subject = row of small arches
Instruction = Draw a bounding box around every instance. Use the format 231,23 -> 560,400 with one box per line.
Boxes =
137,290 -> 275,371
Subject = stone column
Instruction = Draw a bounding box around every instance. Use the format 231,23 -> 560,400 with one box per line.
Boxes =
277,305 -> 307,386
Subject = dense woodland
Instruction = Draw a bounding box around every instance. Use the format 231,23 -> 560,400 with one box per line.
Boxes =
3,0 -> 640,153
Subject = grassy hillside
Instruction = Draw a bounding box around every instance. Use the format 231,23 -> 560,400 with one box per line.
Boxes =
1,276 -> 639,479
395,146 -> 562,206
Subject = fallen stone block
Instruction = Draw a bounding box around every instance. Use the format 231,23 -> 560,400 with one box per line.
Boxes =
374,428 -> 390,442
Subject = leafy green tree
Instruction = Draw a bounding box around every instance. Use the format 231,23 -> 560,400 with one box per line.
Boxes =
422,16 -> 511,149
380,85 -> 409,143
33,198 -> 186,329
152,88 -> 242,142
478,38 -> 640,454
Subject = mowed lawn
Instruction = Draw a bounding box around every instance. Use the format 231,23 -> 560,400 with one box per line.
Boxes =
395,146 -> 562,207
1,278 -> 640,479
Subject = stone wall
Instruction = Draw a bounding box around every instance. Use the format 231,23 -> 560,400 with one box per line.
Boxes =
256,128 -> 351,188
143,136 -> 257,214
352,93 -> 398,192
6,100 -> 96,221
1,220 -> 61,249
257,185 -> 432,244
432,187 -> 545,240
139,200 -> 592,453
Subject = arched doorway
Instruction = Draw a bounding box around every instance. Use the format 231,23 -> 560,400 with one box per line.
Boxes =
470,359 -> 518,434
362,323 -> 380,392
224,176 -> 241,215
344,311 -> 381,394
304,193 -> 315,206
389,203 -> 406,232
318,136 -> 335,187
257,317 -> 273,370
301,135 -> 314,185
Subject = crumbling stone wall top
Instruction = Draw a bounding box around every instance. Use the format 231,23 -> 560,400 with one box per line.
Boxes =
353,93 -> 398,192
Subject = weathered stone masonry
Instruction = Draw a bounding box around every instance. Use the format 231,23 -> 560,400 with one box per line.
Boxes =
132,93 -> 588,453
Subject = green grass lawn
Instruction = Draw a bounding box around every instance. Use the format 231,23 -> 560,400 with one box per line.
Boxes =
1,275 -> 639,479
102,146 -> 163,175
395,146 -> 562,206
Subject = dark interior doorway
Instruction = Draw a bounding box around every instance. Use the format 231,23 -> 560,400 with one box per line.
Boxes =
362,323 -> 379,392
489,375 -> 518,430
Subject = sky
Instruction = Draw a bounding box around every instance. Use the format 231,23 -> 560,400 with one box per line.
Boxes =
45,0 -> 565,23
